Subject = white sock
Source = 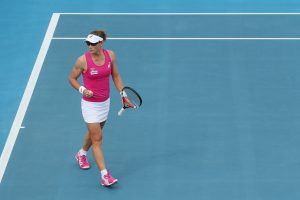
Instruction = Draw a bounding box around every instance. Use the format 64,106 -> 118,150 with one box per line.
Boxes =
101,169 -> 108,178
79,149 -> 87,156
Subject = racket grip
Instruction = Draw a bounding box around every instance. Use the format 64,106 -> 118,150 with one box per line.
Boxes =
118,108 -> 125,116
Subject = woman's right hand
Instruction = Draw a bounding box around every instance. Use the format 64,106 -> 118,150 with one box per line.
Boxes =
83,89 -> 93,98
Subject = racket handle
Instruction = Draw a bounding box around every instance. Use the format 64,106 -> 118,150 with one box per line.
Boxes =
118,108 -> 125,116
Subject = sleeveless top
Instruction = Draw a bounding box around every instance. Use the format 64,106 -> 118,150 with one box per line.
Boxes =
82,49 -> 112,102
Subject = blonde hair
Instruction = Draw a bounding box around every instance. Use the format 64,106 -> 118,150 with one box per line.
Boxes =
90,30 -> 107,41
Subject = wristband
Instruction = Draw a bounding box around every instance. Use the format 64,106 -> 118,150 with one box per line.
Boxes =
120,90 -> 127,97
79,86 -> 86,94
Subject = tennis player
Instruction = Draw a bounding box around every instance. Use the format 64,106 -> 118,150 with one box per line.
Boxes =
69,30 -> 129,187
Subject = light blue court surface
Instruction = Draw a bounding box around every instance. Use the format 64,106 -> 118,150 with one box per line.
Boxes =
1,13 -> 300,200
2,0 -> 300,152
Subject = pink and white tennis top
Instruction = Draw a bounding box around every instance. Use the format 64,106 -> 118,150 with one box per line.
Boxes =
82,49 -> 112,102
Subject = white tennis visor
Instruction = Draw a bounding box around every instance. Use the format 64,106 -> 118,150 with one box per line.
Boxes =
85,34 -> 103,43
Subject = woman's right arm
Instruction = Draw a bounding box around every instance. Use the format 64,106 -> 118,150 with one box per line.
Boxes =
69,55 -> 85,91
69,56 -> 93,97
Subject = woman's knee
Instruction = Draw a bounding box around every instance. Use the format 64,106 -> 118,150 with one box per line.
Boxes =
87,124 -> 103,144
89,132 -> 102,144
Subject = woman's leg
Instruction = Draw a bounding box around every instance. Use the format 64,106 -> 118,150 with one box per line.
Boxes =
82,121 -> 106,151
85,121 -> 118,186
76,122 -> 106,169
86,123 -> 106,170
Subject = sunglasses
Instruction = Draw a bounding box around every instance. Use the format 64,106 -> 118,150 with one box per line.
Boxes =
85,41 -> 99,46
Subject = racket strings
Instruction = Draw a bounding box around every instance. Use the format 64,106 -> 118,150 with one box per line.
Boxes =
124,89 -> 141,107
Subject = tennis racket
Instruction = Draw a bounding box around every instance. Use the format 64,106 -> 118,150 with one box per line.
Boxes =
118,86 -> 142,116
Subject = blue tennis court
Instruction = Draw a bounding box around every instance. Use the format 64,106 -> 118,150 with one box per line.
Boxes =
1,13 -> 300,200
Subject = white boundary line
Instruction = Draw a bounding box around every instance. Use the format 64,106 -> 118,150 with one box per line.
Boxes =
58,12 -> 300,15
53,37 -> 300,40
0,13 -> 60,184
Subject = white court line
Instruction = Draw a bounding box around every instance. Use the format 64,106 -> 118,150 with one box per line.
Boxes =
53,37 -> 300,40
58,12 -> 300,15
0,13 -> 60,184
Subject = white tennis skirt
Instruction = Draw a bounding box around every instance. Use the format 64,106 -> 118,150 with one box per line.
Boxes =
81,98 -> 110,123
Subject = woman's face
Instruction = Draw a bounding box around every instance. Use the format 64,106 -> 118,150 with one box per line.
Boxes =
86,41 -> 102,53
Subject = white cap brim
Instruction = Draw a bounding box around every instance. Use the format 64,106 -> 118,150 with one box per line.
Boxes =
85,34 -> 103,43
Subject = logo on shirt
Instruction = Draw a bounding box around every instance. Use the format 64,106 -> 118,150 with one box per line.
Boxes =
108,62 -> 111,68
90,68 -> 98,75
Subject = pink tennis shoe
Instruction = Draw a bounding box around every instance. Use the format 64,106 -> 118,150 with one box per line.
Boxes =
101,170 -> 118,187
75,152 -> 90,169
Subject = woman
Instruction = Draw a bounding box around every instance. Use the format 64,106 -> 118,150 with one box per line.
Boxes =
69,30 -> 129,187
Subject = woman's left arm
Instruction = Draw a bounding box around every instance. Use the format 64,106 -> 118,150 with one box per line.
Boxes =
109,50 -> 124,92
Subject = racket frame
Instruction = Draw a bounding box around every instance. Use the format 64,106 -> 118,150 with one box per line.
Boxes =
117,86 -> 142,116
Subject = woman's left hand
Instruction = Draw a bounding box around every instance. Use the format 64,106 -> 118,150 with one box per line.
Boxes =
122,96 -> 134,108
